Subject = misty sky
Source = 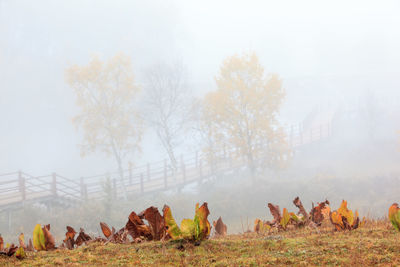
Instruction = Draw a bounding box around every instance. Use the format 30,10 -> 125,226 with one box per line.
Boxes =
0,0 -> 399,178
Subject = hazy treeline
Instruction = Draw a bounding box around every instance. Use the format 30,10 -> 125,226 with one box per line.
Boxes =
65,52 -> 291,187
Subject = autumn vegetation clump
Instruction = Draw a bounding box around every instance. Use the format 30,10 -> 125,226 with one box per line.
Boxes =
254,196 -> 329,233
329,200 -> 366,231
0,202 -> 211,261
164,203 -> 211,241
254,197 -> 368,233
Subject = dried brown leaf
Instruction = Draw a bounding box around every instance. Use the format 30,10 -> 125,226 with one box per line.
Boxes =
139,206 -> 165,240
310,200 -> 330,226
6,244 -> 18,257
75,228 -> 92,247
293,197 -> 310,222
126,211 -> 152,240
42,224 -> 56,250
213,217 -> 227,236
267,203 -> 282,225
27,239 -> 34,252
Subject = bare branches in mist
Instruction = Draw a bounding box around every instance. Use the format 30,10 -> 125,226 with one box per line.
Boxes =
143,61 -> 193,171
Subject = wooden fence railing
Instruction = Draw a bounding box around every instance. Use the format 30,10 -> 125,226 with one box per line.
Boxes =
0,122 -> 332,210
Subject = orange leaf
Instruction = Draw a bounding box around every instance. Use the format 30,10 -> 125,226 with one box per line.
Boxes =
64,226 -> 76,250
65,226 -> 76,241
330,211 -> 344,230
100,222 -> 112,238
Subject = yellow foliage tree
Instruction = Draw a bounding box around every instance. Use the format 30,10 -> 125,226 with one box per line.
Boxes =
200,52 -> 288,177
66,53 -> 143,198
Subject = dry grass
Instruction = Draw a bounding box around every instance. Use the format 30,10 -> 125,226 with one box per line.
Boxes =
1,219 -> 400,266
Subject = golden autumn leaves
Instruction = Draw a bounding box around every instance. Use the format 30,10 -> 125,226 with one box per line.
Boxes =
66,53 -> 143,160
200,52 -> 289,172
329,200 -> 366,231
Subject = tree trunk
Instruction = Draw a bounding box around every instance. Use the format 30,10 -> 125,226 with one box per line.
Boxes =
248,153 -> 256,185
116,157 -> 128,200
112,144 -> 128,200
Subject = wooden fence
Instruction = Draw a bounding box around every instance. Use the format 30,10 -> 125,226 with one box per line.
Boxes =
0,122 -> 332,211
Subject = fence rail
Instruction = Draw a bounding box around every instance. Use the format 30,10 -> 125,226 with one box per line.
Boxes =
0,122 -> 332,210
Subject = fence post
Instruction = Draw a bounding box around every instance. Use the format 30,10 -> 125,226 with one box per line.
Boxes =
80,177 -> 87,201
51,173 -> 57,196
112,178 -> 117,199
6,211 -> 11,232
164,159 -> 168,189
140,173 -> 144,194
199,159 -> 203,182
18,171 -> 25,201
147,163 -> 150,181
129,162 -> 132,186
181,156 -> 186,184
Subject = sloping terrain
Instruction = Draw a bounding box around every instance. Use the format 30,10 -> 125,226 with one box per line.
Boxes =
1,221 -> 399,266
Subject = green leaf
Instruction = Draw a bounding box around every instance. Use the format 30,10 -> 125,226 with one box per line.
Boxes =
389,203 -> 400,231
33,224 -> 46,251
289,212 -> 300,222
15,246 -> 26,260
194,203 -> 211,240
180,219 -> 196,240
163,205 -> 182,240
280,208 -> 291,229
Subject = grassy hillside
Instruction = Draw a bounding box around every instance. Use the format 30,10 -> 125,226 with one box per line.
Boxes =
2,220 -> 400,266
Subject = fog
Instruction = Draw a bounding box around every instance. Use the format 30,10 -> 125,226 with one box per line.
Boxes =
1,0 -> 400,237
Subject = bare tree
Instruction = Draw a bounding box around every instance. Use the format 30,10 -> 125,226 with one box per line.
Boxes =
143,62 -> 192,172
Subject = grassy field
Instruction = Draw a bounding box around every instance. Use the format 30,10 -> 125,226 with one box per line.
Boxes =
1,220 -> 400,266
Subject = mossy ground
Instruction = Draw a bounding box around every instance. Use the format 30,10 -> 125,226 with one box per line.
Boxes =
1,221 -> 400,266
